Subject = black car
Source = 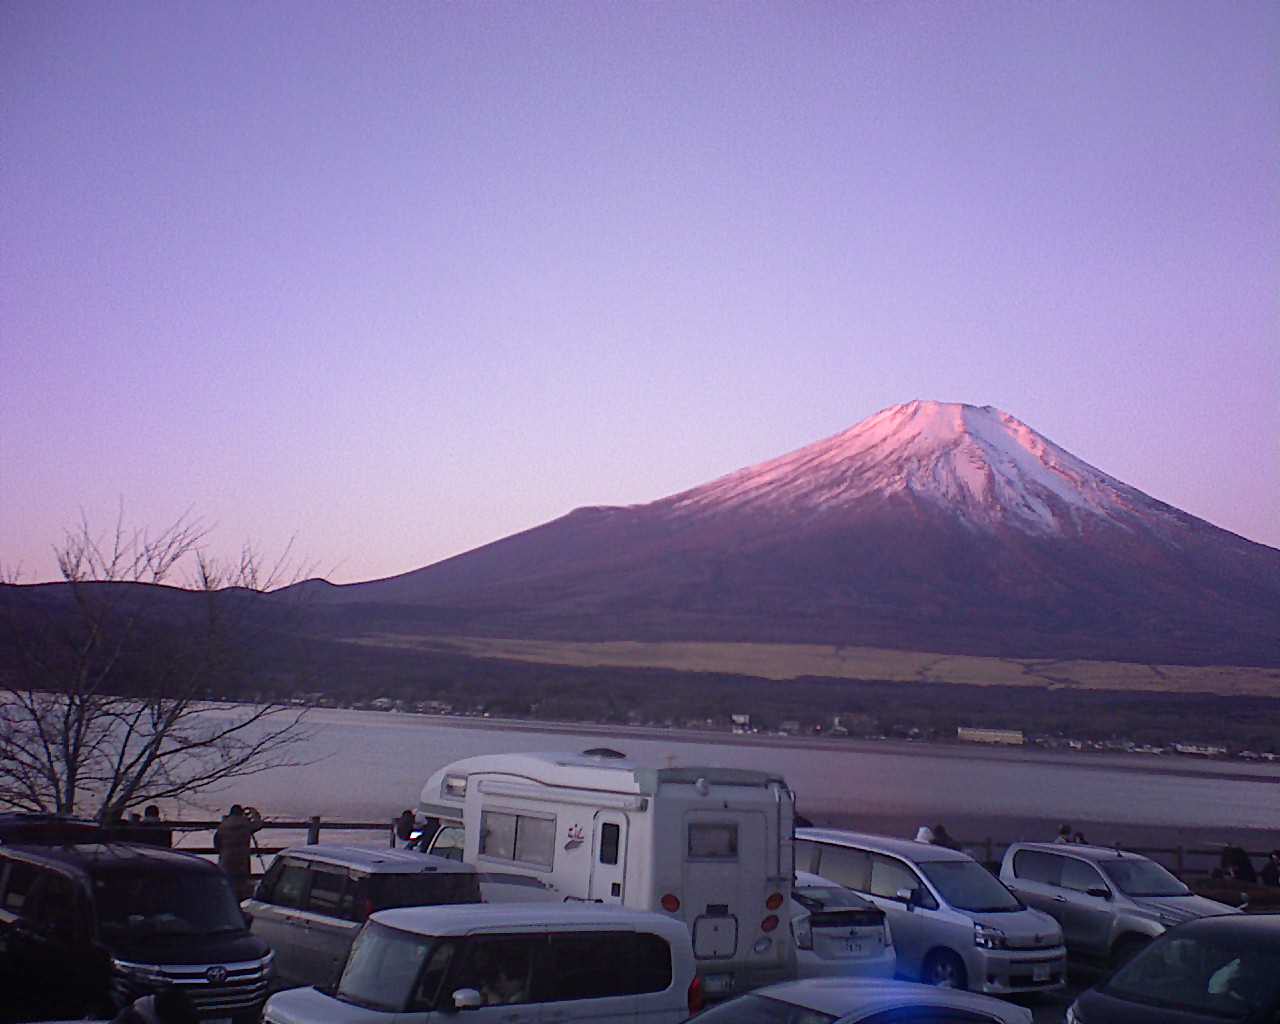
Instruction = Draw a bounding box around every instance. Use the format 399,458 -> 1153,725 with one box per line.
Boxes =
1067,913 -> 1280,1023
0,842 -> 273,1024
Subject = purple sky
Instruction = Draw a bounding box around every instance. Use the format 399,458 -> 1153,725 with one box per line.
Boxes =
4,1 -> 1277,585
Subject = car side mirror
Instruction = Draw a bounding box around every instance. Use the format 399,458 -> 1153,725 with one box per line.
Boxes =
241,908 -> 254,927
896,887 -> 917,909
1086,886 -> 1111,900
452,988 -> 483,1011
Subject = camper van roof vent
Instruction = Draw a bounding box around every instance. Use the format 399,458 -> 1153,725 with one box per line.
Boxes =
581,747 -> 627,759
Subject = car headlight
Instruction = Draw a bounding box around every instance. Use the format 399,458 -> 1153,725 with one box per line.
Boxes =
974,923 -> 1008,949
111,958 -> 167,982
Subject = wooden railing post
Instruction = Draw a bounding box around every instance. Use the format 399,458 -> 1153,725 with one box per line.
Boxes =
307,815 -> 321,845
985,837 -> 993,867
389,818 -> 398,848
1175,845 -> 1185,876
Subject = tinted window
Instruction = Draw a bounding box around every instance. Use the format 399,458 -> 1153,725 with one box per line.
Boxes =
537,931 -> 630,1001
600,822 -> 620,865
1099,858 -> 1190,897
1013,850 -> 1062,885
480,812 -> 555,869
1,861 -> 39,914
793,884 -> 873,913
369,872 -> 481,914
514,816 -> 555,867
431,826 -> 465,861
1106,930 -> 1280,1020
339,921 -> 438,1013
634,932 -> 673,994
1060,858 -> 1106,893
917,861 -> 1021,913
813,845 -> 871,891
271,863 -> 309,909
92,870 -> 245,939
868,855 -> 929,906
39,874 -> 79,939
480,812 -> 517,860
794,840 -> 820,874
689,823 -> 738,859
307,868 -> 347,917
451,935 -> 539,1007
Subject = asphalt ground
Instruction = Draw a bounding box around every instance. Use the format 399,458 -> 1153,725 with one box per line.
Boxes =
1014,961 -> 1107,1023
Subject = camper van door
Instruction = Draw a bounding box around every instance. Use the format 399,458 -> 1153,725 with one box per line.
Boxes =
684,810 -> 768,962
588,810 -> 627,904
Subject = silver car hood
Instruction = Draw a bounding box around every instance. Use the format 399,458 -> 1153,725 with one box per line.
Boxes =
971,906 -> 1062,944
1129,894 -> 1241,923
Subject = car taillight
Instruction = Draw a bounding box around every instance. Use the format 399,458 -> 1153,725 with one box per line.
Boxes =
791,915 -> 813,950
687,974 -> 704,1014
661,893 -> 681,913
765,891 -> 783,910
761,914 -> 779,933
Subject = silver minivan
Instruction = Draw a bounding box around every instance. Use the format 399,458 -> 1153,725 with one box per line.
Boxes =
999,841 -> 1239,967
262,904 -> 700,1024
795,829 -> 1065,994
244,845 -> 482,990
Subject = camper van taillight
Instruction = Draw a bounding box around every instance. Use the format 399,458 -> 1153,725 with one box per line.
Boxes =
686,974 -> 704,1014
660,893 -> 681,913
765,892 -> 783,910
760,914 -> 779,933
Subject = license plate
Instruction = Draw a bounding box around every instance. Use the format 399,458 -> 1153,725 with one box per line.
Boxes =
844,940 -> 864,955
1032,964 -> 1050,982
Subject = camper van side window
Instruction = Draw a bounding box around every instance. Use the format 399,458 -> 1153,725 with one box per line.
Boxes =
600,823 -> 621,865
480,812 -> 518,860
688,823 -> 738,860
480,811 -> 556,869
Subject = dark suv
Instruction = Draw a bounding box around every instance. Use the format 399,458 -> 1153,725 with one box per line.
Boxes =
0,842 -> 273,1024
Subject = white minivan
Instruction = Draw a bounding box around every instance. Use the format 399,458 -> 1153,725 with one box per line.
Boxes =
796,829 -> 1066,995
262,904 -> 701,1024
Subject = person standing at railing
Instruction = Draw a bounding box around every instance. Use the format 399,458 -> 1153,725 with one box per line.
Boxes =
214,804 -> 263,899
1261,850 -> 1280,887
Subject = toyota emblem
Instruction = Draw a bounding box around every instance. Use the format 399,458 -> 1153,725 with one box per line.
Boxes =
206,966 -> 228,984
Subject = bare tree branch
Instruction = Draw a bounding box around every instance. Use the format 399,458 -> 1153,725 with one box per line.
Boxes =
0,512 -> 313,821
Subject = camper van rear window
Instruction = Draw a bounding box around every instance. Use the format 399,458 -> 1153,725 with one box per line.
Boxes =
688,823 -> 738,860
479,810 -> 555,869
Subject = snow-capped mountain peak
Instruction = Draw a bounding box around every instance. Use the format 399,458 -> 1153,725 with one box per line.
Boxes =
666,400 -> 1155,534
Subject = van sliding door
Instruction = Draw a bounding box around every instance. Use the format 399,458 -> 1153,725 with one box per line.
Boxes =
588,811 -> 627,904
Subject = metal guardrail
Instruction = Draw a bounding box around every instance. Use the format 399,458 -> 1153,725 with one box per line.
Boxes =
155,817 -> 1269,884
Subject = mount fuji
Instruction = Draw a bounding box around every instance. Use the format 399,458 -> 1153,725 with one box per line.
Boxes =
300,402 -> 1280,665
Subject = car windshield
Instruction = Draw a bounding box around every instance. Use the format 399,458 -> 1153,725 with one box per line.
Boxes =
94,870 -> 246,939
1105,931 -> 1280,1019
1098,857 -> 1190,897
793,884 -> 871,913
338,921 -> 445,1012
691,993 -> 837,1024
917,860 -> 1022,912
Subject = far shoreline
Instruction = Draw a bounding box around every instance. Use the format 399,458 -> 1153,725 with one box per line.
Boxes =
292,704 -> 1280,785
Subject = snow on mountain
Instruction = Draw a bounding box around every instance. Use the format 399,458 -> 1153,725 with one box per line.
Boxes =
664,400 -> 1167,535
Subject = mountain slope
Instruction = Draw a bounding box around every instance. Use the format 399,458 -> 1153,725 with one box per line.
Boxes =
295,402 -> 1280,665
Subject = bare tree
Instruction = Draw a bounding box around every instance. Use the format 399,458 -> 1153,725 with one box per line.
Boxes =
0,511 -> 312,822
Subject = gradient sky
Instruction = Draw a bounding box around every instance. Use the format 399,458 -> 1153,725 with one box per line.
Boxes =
3,1 -> 1277,585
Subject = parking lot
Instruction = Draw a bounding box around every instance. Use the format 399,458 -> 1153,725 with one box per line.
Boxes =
1017,962 -> 1105,1023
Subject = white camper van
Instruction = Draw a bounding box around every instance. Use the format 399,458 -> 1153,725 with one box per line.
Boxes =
415,749 -> 796,999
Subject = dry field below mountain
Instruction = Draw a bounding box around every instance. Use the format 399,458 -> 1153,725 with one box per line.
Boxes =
341,633 -> 1280,696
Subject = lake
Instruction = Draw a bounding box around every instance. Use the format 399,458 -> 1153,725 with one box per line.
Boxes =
180,707 -> 1280,856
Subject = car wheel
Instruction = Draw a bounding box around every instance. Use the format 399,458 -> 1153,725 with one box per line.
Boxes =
923,950 -> 968,989
1111,935 -> 1151,970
